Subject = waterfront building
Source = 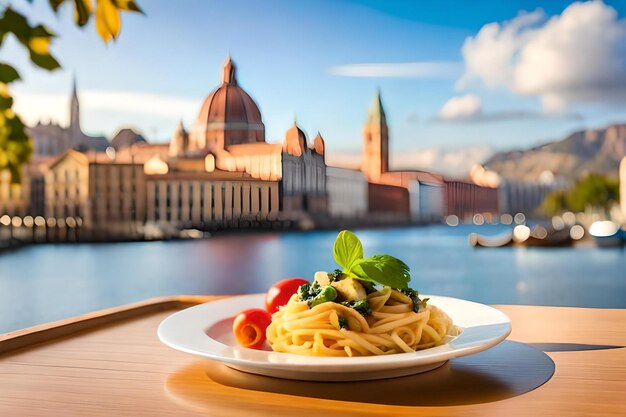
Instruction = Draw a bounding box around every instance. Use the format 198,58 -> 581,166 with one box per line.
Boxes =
281,125 -> 327,214
88,156 -> 146,237
145,171 -> 279,234
0,170 -> 30,216
361,91 -> 498,220
443,180 -> 499,221
408,179 -> 444,223
44,150 -> 146,238
470,164 -> 567,216
28,79 -> 109,156
165,55 -> 326,219
44,151 -> 89,221
18,55 -> 329,240
368,182 -> 410,217
115,142 -> 169,164
326,166 -> 368,218
110,128 -> 147,150
144,121 -> 280,233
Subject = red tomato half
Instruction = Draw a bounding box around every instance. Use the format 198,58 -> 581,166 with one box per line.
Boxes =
265,277 -> 309,313
232,308 -> 272,349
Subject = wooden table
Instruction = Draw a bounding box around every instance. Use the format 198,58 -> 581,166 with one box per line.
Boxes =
0,296 -> 625,416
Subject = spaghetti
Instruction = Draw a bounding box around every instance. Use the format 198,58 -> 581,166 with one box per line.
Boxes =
266,287 -> 456,357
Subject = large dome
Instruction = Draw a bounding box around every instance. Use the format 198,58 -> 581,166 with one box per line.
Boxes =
190,55 -> 265,151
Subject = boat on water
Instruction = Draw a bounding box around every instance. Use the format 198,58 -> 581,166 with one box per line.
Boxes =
523,226 -> 573,247
468,231 -> 513,248
589,221 -> 624,247
469,225 -> 573,248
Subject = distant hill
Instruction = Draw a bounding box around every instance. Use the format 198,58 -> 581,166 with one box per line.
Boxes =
484,124 -> 626,181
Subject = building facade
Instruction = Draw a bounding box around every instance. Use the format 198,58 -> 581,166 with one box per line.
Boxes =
28,79 -> 109,156
361,90 -> 499,221
145,172 -> 279,232
408,180 -> 444,223
0,170 -> 30,216
166,56 -> 327,220
281,124 -> 326,214
326,166 -> 367,218
44,150 -> 146,238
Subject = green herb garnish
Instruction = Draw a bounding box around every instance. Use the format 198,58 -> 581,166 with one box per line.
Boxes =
341,299 -> 372,316
310,286 -> 338,308
298,281 -> 338,307
333,230 -> 410,289
329,269 -> 343,282
297,281 -> 321,301
399,288 -> 424,313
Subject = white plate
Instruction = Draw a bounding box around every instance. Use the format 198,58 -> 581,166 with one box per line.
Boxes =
158,294 -> 511,381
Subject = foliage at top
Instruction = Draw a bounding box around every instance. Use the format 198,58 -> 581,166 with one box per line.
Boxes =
0,0 -> 142,183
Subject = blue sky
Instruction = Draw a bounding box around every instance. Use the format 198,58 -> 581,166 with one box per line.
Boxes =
5,0 -> 626,172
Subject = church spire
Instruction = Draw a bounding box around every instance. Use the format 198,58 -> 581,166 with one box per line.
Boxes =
70,74 -> 81,133
362,89 -> 389,181
366,88 -> 386,126
222,54 -> 237,85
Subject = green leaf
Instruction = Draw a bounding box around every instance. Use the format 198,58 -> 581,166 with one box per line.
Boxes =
30,25 -> 55,38
333,230 -> 363,270
0,9 -> 32,39
29,52 -> 61,70
0,87 -> 13,110
0,64 -> 20,83
49,0 -> 67,11
351,254 -> 411,289
73,0 -> 93,26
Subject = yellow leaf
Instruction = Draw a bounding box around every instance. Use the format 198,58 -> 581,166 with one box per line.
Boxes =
28,37 -> 50,55
112,0 -> 142,13
95,0 -> 121,42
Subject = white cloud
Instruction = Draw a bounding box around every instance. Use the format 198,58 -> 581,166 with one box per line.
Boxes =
457,10 -> 544,90
13,90 -> 201,135
392,145 -> 494,177
328,62 -> 461,78
458,1 -> 626,111
327,145 -> 494,178
83,91 -> 200,118
435,94 -> 582,122
437,94 -> 482,120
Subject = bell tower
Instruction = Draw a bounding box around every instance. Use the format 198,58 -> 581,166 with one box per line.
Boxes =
362,90 -> 389,181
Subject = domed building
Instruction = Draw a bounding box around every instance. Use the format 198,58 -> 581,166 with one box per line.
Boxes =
148,54 -> 328,230
189,55 -> 265,152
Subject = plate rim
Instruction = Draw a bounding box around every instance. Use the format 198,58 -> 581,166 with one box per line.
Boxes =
158,293 -> 512,373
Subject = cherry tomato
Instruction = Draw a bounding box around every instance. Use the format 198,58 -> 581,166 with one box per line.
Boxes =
265,277 -> 309,313
232,308 -> 272,349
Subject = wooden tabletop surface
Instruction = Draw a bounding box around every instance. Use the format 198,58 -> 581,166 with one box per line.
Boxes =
0,295 -> 625,417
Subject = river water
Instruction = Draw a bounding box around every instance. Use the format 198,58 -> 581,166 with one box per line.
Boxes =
1,224 -> 624,333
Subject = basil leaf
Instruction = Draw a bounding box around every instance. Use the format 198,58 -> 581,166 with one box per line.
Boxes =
333,230 -> 363,270
351,254 -> 410,289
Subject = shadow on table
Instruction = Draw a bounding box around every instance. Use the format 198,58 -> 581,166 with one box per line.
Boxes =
165,340 -> 555,408
526,343 -> 623,352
